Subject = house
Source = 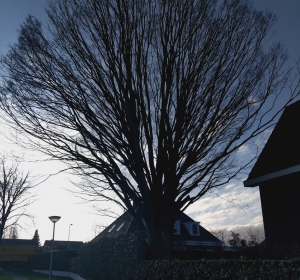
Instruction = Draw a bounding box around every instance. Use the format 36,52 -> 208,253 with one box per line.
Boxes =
43,240 -> 83,251
243,100 -> 300,248
0,239 -> 35,262
93,207 -> 222,251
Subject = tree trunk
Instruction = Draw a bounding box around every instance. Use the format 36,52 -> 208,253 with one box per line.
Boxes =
144,211 -> 175,260
0,226 -> 4,245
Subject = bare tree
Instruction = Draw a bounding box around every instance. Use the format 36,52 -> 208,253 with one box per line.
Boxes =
228,231 -> 248,251
210,227 -> 227,246
245,226 -> 263,247
0,154 -> 36,243
8,225 -> 19,239
227,227 -> 264,251
92,223 -> 106,237
0,0 -> 299,259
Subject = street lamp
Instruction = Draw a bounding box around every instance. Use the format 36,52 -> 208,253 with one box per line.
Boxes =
48,216 -> 61,280
68,224 -> 73,250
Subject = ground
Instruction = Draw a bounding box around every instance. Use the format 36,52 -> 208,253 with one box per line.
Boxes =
0,269 -> 72,280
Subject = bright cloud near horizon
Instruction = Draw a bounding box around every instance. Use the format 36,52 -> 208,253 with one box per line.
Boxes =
0,0 -> 299,244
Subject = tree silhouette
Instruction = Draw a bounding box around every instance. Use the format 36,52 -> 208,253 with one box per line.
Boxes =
0,0 -> 298,259
8,226 -> 18,239
210,227 -> 227,246
32,229 -> 41,250
228,231 -> 247,251
0,154 -> 36,244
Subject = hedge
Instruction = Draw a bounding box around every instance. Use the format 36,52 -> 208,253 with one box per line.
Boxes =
71,233 -> 145,280
29,250 -> 77,271
70,232 -> 300,280
27,235 -> 300,279
128,259 -> 300,280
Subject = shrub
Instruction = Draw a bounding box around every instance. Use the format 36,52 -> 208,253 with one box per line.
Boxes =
71,232 -> 145,280
130,259 -> 300,280
29,249 -> 77,271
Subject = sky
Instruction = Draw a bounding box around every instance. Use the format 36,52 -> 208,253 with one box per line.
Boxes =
0,0 -> 299,244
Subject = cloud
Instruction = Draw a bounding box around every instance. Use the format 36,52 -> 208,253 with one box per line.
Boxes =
185,181 -> 263,235
237,144 -> 250,155
255,128 -> 273,147
248,215 -> 263,225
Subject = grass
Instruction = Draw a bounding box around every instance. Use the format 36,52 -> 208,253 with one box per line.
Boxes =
0,271 -> 11,280
0,270 -> 72,280
22,270 -> 72,280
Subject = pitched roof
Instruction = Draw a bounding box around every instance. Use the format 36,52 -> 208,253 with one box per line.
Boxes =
93,210 -> 138,240
244,100 -> 300,187
93,209 -> 221,245
176,212 -> 221,244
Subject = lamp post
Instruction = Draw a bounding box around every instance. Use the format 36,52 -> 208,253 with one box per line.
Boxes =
48,216 -> 61,280
68,224 -> 73,250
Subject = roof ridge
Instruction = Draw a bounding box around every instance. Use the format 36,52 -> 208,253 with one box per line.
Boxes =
125,210 -> 134,234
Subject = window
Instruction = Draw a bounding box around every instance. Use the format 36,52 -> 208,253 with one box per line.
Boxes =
192,224 -> 198,235
174,220 -> 180,235
183,222 -> 200,236
108,224 -> 116,232
116,222 -> 125,231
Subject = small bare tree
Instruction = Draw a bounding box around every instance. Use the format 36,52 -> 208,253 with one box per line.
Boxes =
228,231 -> 247,251
8,225 -> 19,239
0,154 -> 36,243
92,223 -> 106,237
210,227 -> 227,246
245,226 -> 263,247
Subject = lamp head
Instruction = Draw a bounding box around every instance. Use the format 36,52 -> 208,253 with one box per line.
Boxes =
49,216 -> 61,223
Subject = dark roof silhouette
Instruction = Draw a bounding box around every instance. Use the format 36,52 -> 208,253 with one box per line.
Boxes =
43,240 -> 83,250
93,209 -> 221,246
0,239 -> 34,246
244,100 -> 300,187
175,212 -> 222,244
93,210 -> 139,239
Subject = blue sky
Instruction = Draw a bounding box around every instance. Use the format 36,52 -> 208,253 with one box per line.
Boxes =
0,0 -> 299,243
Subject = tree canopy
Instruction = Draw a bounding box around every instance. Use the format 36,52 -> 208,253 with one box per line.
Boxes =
0,0 -> 298,258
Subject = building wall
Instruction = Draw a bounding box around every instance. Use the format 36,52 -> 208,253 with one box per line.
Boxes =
259,172 -> 300,246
